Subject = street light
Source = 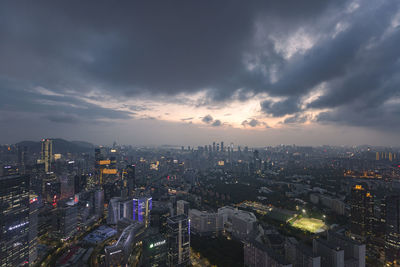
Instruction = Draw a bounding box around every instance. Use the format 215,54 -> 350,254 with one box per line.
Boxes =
323,215 -> 326,218
302,209 -> 306,214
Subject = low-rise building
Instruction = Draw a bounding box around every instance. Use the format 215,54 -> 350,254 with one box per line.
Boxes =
313,231 -> 365,267
104,221 -> 145,267
218,206 -> 257,240
285,237 -> 321,267
188,209 -> 218,236
244,239 -> 293,267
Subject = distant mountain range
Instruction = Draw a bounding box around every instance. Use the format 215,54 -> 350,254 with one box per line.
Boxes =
16,138 -> 95,154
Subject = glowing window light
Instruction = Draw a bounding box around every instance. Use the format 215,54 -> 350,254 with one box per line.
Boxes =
8,221 -> 29,231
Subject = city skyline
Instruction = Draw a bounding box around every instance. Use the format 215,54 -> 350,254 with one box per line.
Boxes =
1,1 -> 400,145
2,1 -> 400,266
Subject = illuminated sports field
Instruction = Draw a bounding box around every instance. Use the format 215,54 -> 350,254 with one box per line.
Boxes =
291,217 -> 326,233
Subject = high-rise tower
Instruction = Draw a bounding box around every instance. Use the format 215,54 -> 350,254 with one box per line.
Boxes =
94,147 -> 117,186
350,185 -> 374,239
126,164 -> 135,197
41,139 -> 52,172
384,195 -> 400,264
167,214 -> 190,267
0,175 -> 30,266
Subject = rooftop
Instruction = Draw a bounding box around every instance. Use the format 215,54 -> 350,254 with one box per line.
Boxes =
167,214 -> 188,223
84,226 -> 117,244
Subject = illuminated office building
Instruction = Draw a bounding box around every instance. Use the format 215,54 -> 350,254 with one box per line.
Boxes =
107,196 -> 152,226
142,232 -> 167,267
44,180 -> 61,205
167,214 -> 190,267
150,205 -> 172,234
0,175 -> 30,267
54,200 -> 78,238
95,147 -> 117,185
133,196 -> 152,227
2,165 -> 19,176
384,195 -> 400,265
108,197 -> 132,225
176,200 -> 189,216
105,221 -> 145,267
94,189 -> 104,218
350,185 -> 374,239
41,139 -> 52,173
29,195 -> 39,266
95,147 -> 105,185
125,164 -> 136,197
17,146 -> 27,174
74,175 -> 86,195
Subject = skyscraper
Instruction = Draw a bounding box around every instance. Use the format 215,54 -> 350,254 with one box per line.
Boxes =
94,147 -> 105,185
107,195 -> 152,226
126,164 -> 136,197
176,200 -> 189,216
29,195 -> 39,265
74,175 -> 86,195
384,195 -> 400,264
54,200 -> 78,238
95,147 -> 117,185
350,185 -> 374,239
142,232 -> 168,267
17,145 -> 27,174
94,188 -> 104,218
0,175 -> 30,266
133,196 -> 152,227
41,139 -> 52,173
167,214 -> 190,267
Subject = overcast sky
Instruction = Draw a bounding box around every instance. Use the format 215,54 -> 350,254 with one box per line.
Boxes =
0,0 -> 399,146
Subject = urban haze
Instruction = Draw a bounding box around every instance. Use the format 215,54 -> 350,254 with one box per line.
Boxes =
1,1 -> 400,267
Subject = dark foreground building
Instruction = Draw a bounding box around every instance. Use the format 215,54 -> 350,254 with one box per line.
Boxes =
385,195 -> 400,265
167,214 -> 190,267
0,175 -> 30,266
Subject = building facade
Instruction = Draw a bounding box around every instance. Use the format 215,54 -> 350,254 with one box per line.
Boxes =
167,214 -> 190,267
350,185 -> 374,239
0,175 -> 30,267
384,195 -> 400,265
41,139 -> 52,173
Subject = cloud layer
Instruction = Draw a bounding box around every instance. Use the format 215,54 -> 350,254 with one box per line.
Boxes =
0,0 -> 399,144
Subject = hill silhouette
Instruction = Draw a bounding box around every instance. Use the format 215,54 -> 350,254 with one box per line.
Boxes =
16,138 -> 95,154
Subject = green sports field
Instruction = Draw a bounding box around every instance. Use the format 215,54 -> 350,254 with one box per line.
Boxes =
291,217 -> 326,233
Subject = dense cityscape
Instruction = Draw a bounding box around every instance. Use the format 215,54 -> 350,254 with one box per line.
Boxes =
1,0 -> 400,266
1,139 -> 400,266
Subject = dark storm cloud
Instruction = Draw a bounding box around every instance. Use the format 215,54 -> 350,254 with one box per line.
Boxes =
122,105 -> 149,112
256,0 -> 400,130
283,114 -> 309,124
211,120 -> 222,127
242,119 -> 266,127
202,115 -> 214,124
0,0 -> 345,97
181,117 -> 194,121
0,0 -> 399,137
305,2 -> 400,129
45,114 -> 80,124
0,79 -> 134,123
260,98 -> 301,117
